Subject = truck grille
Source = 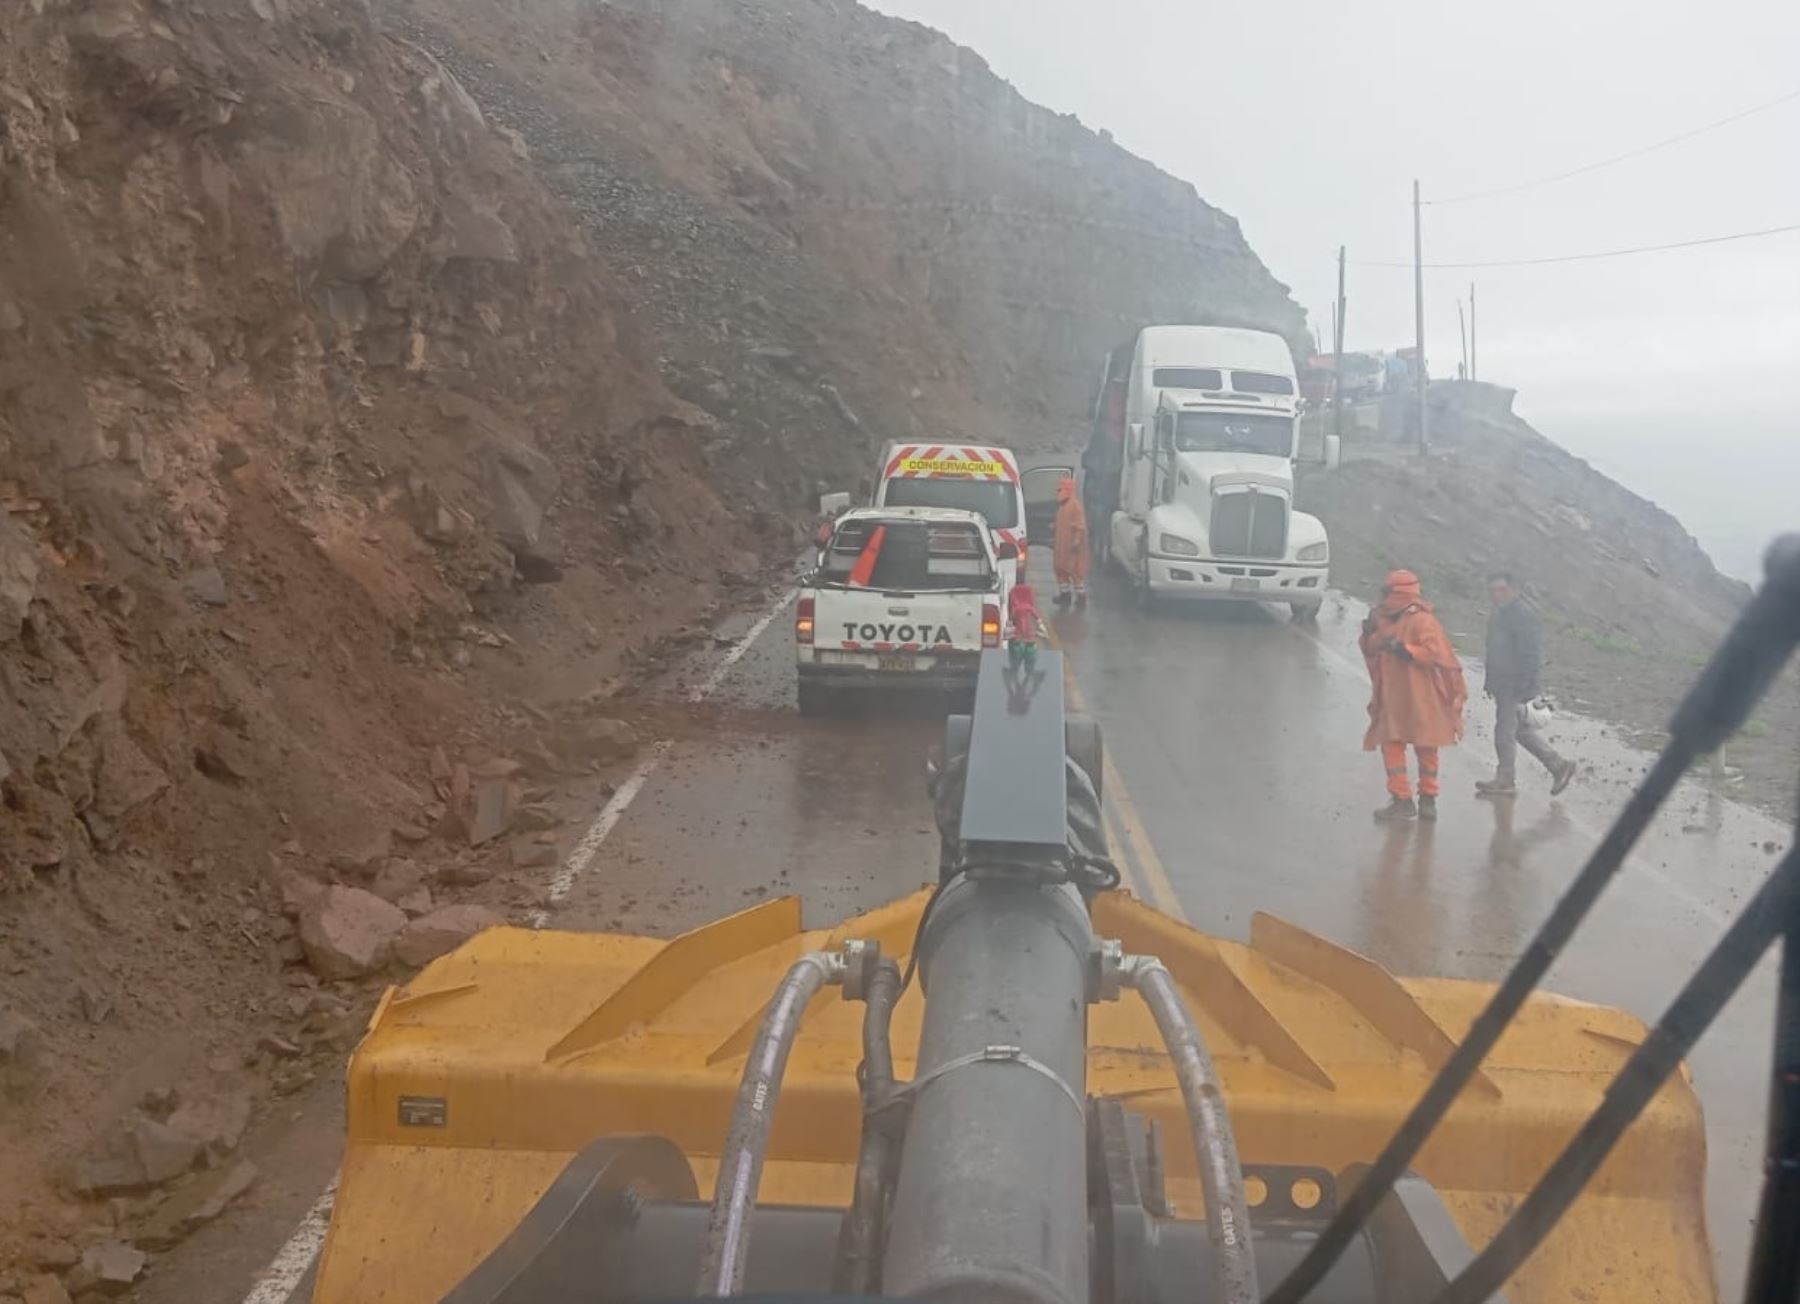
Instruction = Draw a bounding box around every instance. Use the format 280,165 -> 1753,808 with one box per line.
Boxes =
1209,489 -> 1287,559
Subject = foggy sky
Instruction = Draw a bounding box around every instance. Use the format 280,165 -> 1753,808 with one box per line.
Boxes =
866,0 -> 1800,576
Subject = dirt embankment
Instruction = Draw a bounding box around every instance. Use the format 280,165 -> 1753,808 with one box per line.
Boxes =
1304,383 -> 1798,814
0,0 -> 773,1276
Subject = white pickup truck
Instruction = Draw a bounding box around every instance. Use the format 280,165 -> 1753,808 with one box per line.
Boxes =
795,506 -> 1007,715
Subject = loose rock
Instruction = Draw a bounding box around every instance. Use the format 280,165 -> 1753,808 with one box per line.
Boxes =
21,1276 -> 72,1304
66,1241 -> 145,1296
395,885 -> 434,917
394,904 -> 503,967
167,1083 -> 253,1161
182,564 -> 230,607
76,1115 -> 201,1193
134,1159 -> 258,1248
0,1004 -> 42,1097
468,777 -> 516,845
588,718 -> 639,760
298,886 -> 407,979
368,858 -> 427,905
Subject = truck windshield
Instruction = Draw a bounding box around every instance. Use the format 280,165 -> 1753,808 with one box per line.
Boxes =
1228,371 -> 1295,396
882,477 -> 1019,529
822,519 -> 994,591
1174,411 -> 1294,458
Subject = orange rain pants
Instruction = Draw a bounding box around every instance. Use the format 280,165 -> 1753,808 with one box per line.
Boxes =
1053,490 -> 1089,593
1382,742 -> 1440,799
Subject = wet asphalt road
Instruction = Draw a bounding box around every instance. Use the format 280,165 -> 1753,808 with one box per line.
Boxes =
553,548 -> 1789,1298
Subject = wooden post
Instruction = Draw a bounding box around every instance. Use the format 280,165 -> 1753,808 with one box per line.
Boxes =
1333,245 -> 1347,447
1413,180 -> 1428,455
1469,281 -> 1478,381
1457,300 -> 1469,379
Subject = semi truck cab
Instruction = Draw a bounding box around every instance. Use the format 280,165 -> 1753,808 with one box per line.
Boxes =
1098,326 -> 1331,616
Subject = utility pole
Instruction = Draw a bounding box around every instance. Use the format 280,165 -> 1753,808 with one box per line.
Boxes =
1412,179 -> 1427,455
1332,245 -> 1347,448
1457,300 -> 1469,380
1469,281 -> 1478,381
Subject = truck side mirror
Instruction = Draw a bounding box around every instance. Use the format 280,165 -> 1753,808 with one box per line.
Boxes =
1128,422 -> 1145,459
818,491 -> 852,516
1324,434 -> 1342,471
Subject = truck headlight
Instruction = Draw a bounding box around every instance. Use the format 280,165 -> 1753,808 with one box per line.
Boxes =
1297,541 -> 1329,563
1159,534 -> 1200,557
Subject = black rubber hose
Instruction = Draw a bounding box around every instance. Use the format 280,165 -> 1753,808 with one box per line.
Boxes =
835,957 -> 903,1295
1429,840 -> 1800,1304
1736,906 -> 1800,1303
1270,532 -> 1800,1304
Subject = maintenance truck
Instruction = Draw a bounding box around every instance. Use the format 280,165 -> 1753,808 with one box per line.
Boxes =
306,540 -> 1800,1304
794,505 -> 1008,715
868,442 -> 1073,577
1084,326 -> 1334,616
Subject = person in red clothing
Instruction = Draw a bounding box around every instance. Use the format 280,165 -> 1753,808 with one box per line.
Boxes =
1007,580 -> 1043,669
1359,569 -> 1467,822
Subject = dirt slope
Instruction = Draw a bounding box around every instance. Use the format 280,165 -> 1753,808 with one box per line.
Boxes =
383,0 -> 1308,495
0,0 -> 762,1271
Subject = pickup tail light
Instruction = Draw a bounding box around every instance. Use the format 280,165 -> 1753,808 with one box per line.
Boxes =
796,597 -> 815,645
981,603 -> 1002,648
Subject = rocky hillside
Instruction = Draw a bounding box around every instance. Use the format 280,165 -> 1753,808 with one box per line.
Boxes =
384,0 -> 1308,496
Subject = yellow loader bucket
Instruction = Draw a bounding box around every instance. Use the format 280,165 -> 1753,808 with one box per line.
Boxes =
312,890 -> 1713,1304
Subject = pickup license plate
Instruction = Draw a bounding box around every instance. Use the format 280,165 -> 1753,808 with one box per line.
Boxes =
1230,577 -> 1260,592
878,654 -> 918,673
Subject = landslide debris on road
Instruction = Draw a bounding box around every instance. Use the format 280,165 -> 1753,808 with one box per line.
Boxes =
1304,383 -> 1798,813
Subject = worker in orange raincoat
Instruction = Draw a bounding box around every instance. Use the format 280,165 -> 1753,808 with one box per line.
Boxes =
1052,476 -> 1089,607
1360,569 -> 1467,823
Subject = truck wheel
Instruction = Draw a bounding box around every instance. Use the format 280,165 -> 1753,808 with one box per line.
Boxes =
1135,566 -> 1159,613
1064,717 -> 1104,803
797,680 -> 834,717
1290,599 -> 1323,623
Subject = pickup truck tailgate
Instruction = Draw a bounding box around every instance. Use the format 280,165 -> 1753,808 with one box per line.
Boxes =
813,588 -> 985,653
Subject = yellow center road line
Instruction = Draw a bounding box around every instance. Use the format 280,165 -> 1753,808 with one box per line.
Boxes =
1043,625 -> 1191,922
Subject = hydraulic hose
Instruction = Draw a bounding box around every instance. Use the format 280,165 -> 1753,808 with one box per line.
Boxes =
1271,531 -> 1800,1304
1744,902 -> 1800,1304
835,956 -> 904,1294
1124,955 -> 1260,1304
697,950 -> 847,1297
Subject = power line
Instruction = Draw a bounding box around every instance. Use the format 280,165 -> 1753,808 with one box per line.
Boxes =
1426,84 -> 1800,206
1353,220 -> 1800,269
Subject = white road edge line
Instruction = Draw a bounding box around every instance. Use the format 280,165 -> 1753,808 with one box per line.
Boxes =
689,592 -> 794,703
243,589 -> 792,1303
240,1179 -> 337,1304
525,741 -> 670,929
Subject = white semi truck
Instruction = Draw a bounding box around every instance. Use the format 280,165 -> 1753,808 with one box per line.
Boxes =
1083,325 -> 1334,617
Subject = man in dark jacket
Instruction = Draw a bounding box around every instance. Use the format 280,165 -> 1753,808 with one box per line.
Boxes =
1477,572 -> 1576,797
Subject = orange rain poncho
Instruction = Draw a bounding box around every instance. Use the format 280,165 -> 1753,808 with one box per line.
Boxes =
1052,478 -> 1089,589
1359,570 -> 1467,749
